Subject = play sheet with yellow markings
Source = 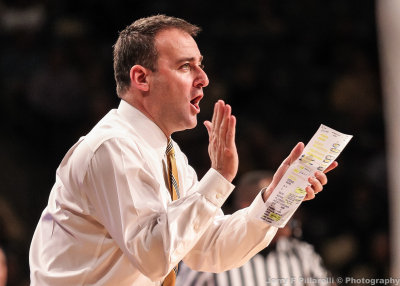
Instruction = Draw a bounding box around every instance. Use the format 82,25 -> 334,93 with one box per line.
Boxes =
259,124 -> 353,227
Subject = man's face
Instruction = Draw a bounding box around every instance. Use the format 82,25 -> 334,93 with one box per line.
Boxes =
146,28 -> 209,136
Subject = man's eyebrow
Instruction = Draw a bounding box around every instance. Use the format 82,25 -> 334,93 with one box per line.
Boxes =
176,55 -> 204,64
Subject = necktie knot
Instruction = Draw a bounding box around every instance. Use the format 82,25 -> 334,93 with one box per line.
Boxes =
166,138 -> 175,156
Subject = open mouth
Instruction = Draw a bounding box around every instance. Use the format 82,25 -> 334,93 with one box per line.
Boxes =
190,95 -> 203,110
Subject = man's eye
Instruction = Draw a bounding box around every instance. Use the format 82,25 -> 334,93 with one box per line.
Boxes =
180,63 -> 204,71
181,63 -> 191,70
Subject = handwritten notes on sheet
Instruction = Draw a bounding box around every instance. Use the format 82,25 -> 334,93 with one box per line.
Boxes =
260,124 -> 353,227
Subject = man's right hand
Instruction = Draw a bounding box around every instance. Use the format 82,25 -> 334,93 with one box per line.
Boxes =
204,100 -> 238,183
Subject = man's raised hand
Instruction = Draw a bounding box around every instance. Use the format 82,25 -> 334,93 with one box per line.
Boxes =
204,100 -> 238,183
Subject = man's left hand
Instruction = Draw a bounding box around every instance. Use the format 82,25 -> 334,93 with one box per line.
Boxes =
262,142 -> 338,202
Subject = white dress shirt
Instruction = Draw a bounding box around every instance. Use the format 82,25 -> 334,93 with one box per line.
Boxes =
29,100 -> 277,285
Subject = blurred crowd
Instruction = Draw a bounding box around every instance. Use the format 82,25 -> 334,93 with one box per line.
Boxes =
0,0 -> 388,285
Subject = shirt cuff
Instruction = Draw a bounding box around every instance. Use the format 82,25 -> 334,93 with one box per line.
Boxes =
247,188 -> 276,225
197,168 -> 235,208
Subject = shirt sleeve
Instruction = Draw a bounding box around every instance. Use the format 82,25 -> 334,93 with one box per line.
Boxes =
182,188 -> 278,272
173,143 -> 278,272
82,138 -> 236,282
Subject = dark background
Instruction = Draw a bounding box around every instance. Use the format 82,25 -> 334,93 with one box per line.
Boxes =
0,0 -> 388,285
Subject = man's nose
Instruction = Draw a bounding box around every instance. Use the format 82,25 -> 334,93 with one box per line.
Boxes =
194,67 -> 209,88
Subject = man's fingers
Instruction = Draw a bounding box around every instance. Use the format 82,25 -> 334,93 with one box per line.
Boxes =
314,171 -> 327,186
219,105 -> 231,140
324,161 -> 338,173
267,142 -> 304,193
226,115 -> 236,148
207,100 -> 224,141
308,176 -> 323,193
282,142 -> 304,167
303,171 -> 328,201
270,142 -> 338,203
290,142 -> 304,164
304,186 -> 316,200
207,100 -> 239,182
204,121 -> 212,139
210,100 -> 219,126
213,100 -> 224,134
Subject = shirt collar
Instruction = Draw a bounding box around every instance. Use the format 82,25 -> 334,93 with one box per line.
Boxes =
117,99 -> 168,158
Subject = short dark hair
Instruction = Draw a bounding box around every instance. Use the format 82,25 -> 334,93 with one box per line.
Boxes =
113,15 -> 201,96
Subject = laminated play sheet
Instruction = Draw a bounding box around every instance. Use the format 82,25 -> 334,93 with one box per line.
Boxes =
259,124 -> 353,227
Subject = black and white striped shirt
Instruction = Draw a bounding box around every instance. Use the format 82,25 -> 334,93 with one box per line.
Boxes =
177,237 -> 334,286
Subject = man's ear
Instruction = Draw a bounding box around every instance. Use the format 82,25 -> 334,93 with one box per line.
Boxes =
130,65 -> 150,91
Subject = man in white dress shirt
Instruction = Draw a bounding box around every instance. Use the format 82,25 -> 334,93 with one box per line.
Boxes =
29,15 -> 336,285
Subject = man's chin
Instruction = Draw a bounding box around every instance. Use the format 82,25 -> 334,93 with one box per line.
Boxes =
179,119 -> 198,132
186,120 -> 197,130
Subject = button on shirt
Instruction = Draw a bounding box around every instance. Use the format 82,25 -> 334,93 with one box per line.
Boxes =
29,100 -> 278,285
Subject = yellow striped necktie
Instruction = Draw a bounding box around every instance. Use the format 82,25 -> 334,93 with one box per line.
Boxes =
166,138 -> 180,200
163,138 -> 180,286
